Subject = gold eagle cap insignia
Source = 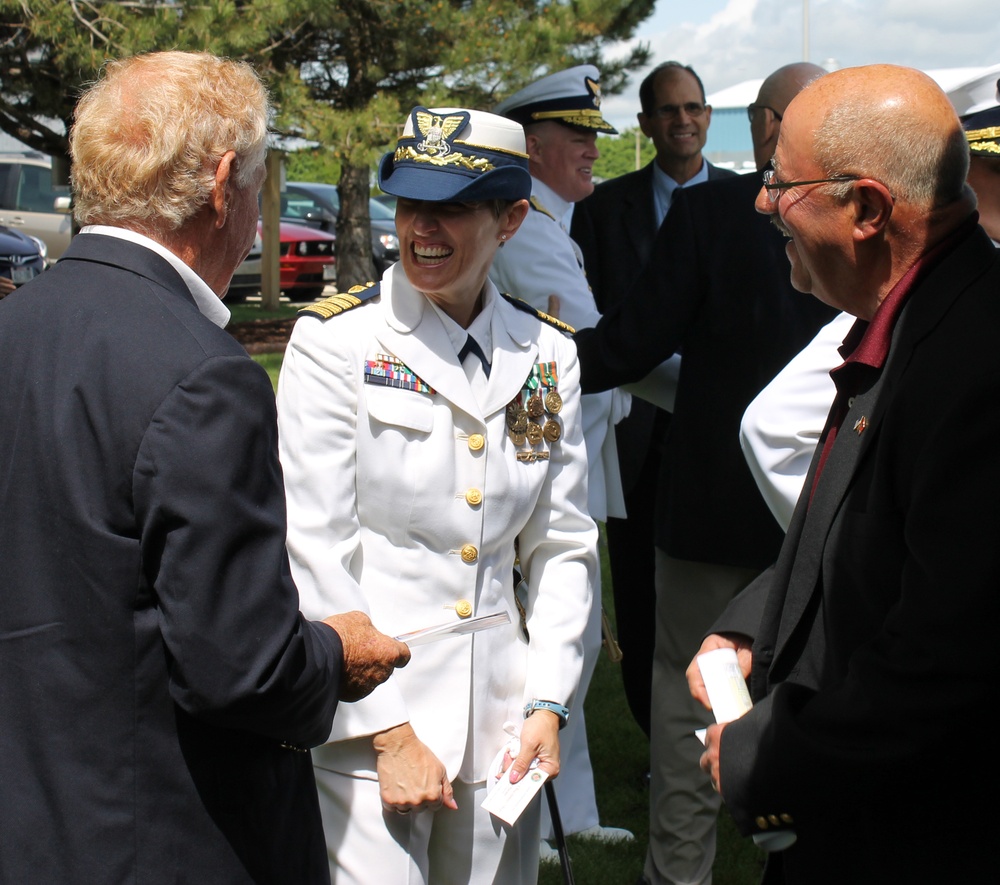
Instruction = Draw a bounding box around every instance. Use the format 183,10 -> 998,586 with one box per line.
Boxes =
586,77 -> 602,108
415,110 -> 466,156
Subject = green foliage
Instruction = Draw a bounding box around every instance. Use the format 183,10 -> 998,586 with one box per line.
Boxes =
0,0 -> 298,157
285,149 -> 342,185
593,127 -> 657,183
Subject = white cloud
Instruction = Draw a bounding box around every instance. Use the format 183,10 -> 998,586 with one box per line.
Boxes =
600,0 -> 1000,130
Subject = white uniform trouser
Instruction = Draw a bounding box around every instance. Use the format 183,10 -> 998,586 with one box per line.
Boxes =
645,551 -> 758,885
540,566 -> 603,838
315,767 -> 542,885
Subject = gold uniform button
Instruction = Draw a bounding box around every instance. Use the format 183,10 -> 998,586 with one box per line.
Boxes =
465,488 -> 483,506
468,434 -> 485,451
755,816 -> 769,831
780,813 -> 794,824
460,544 -> 479,563
455,599 -> 473,618
768,815 -> 780,826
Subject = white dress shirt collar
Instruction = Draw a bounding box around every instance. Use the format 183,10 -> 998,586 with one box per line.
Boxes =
79,225 -> 231,329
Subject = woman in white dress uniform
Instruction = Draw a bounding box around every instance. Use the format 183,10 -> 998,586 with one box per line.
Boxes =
276,106 -> 598,884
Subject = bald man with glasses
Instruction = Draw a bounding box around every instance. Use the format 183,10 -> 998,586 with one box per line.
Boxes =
689,64 -> 998,885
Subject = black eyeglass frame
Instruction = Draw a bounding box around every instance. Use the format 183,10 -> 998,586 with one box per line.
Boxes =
746,103 -> 782,122
761,169 -> 860,203
650,102 -> 708,120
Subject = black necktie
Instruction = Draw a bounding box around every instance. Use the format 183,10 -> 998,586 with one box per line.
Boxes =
458,334 -> 491,378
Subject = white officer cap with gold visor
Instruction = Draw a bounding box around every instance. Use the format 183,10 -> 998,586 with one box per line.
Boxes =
494,64 -> 618,134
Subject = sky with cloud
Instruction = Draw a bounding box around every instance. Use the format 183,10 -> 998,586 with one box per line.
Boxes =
600,0 -> 1000,130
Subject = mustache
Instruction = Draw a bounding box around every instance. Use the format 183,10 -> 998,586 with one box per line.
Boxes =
770,215 -> 792,238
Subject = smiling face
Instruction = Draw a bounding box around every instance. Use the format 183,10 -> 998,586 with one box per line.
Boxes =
754,102 -> 856,312
395,198 -> 528,326
638,68 -> 710,182
525,121 -> 600,204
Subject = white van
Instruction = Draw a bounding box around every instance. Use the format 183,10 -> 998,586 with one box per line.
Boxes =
0,152 -> 72,262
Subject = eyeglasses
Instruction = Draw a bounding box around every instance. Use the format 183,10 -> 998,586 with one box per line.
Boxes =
651,102 -> 707,120
762,168 -> 860,203
747,103 -> 782,122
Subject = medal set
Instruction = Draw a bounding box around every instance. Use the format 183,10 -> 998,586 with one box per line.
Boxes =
506,362 -> 562,462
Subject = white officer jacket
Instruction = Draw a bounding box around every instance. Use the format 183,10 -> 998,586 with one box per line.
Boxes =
277,263 -> 598,784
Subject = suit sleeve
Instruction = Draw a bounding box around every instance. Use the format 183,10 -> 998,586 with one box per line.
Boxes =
574,186 -> 705,393
133,354 -> 342,748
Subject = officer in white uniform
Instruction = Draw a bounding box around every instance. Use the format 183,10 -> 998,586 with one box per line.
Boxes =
492,65 -> 633,850
277,107 -> 598,884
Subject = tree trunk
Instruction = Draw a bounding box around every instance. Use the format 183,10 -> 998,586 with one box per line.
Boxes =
336,163 -> 376,290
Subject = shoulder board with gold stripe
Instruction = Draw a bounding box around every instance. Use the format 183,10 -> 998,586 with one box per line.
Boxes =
298,282 -> 381,319
529,196 -> 557,222
501,293 -> 575,335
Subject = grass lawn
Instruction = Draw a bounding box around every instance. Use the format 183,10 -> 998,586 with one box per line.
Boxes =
228,301 -> 301,324
250,350 -> 765,885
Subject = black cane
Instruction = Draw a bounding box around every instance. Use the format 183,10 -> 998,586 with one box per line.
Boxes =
544,781 -> 575,885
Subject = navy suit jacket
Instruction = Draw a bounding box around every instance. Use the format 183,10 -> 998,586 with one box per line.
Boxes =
713,225 -> 1000,884
575,171 -> 837,569
571,160 -> 737,493
0,235 -> 342,883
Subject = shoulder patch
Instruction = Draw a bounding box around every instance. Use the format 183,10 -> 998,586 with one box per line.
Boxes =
529,196 -> 557,222
501,293 -> 576,335
298,281 -> 381,319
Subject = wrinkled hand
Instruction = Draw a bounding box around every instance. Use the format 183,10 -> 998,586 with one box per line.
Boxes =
700,722 -> 727,796
322,611 -> 410,702
686,632 -> 752,711
508,710 -> 561,784
373,722 -> 457,813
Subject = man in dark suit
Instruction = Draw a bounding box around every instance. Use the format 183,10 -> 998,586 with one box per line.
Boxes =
0,51 -> 408,884
690,64 -> 999,885
574,63 -> 833,885
571,61 -> 736,739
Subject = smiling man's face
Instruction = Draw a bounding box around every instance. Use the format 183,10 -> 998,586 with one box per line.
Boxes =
526,121 -> 600,204
638,67 -> 711,179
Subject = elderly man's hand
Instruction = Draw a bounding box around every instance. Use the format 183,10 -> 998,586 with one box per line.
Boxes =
322,611 -> 410,702
686,632 -> 752,711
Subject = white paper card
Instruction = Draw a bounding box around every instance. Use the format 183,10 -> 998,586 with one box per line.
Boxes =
481,736 -> 548,825
395,611 -> 510,647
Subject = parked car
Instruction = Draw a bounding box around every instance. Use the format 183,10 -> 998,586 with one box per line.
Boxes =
228,230 -> 263,301
0,152 -> 72,262
279,182 -> 400,274
0,223 -> 47,293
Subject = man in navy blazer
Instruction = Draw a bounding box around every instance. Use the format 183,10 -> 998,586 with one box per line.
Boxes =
571,61 -> 736,739
690,64 -> 1000,884
0,52 -> 408,884
574,63 -> 834,885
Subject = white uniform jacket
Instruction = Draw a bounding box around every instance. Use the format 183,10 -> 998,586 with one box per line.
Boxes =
490,178 -> 626,521
277,264 -> 598,784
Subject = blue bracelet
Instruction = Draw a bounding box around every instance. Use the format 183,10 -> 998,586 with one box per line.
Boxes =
523,699 -> 569,729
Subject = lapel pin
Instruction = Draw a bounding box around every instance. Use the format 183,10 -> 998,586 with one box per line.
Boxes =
853,416 -> 868,435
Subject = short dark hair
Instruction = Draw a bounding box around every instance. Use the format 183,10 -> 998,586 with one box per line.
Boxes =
639,62 -> 707,116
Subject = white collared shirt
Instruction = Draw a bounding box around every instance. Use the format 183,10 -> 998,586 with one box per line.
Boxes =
80,225 -> 231,329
